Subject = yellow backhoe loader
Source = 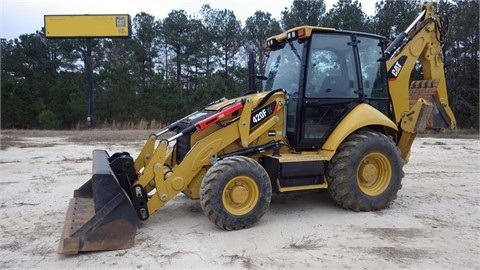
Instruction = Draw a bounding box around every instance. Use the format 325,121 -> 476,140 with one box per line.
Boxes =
58,2 -> 456,254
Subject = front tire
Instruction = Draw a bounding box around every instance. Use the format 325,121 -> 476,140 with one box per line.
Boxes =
200,156 -> 272,230
326,129 -> 404,211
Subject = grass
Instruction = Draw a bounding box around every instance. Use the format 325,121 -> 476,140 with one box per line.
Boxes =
0,129 -> 169,150
417,128 -> 479,139
284,236 -> 323,250
222,252 -> 256,269
0,128 -> 477,150
1,129 -> 159,141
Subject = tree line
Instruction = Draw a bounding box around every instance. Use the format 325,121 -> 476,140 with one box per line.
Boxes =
1,0 -> 478,129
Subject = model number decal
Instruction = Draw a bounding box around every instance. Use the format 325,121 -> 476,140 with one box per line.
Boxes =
252,109 -> 267,123
250,101 -> 278,128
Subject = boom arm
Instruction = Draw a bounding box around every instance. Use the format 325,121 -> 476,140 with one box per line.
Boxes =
385,2 -> 456,161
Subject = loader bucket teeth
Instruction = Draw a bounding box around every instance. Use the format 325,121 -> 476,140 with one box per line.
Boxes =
58,150 -> 139,255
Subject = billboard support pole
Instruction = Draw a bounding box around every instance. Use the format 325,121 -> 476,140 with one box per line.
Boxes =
85,38 -> 94,126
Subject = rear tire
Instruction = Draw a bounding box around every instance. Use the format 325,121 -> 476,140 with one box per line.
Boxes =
326,129 -> 404,211
200,156 -> 272,230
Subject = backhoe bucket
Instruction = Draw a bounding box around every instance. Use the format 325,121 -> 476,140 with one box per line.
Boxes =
58,150 -> 139,255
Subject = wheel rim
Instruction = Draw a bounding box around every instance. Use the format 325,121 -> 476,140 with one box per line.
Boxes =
357,152 -> 392,196
222,176 -> 259,216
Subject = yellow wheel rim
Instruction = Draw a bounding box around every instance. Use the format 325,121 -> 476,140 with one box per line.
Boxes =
222,176 -> 259,216
357,152 -> 392,196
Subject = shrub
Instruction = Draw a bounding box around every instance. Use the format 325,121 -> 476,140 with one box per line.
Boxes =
38,110 -> 61,129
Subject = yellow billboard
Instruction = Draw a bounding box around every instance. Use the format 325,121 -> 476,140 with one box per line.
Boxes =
44,14 -> 131,38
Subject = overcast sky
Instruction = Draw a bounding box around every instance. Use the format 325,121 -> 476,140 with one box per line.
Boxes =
0,0 -> 376,40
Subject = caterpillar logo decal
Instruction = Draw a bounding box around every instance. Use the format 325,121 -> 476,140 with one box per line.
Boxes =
250,101 -> 278,128
387,55 -> 407,81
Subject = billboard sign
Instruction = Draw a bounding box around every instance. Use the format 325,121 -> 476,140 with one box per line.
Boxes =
44,14 -> 131,38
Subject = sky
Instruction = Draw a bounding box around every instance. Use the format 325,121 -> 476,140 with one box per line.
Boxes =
0,0 -> 377,40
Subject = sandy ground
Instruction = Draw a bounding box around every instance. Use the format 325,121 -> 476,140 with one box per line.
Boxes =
0,132 -> 478,269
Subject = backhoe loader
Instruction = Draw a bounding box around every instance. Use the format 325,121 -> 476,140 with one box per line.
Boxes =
58,2 -> 456,254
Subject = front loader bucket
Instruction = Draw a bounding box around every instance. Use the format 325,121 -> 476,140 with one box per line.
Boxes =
58,150 -> 139,255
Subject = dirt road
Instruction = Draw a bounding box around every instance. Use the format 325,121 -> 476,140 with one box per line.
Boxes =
0,132 -> 478,269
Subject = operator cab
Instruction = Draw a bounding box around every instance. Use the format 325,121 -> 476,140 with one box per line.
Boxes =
262,27 -> 390,151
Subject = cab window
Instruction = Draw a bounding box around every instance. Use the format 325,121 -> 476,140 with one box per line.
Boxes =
306,34 -> 357,98
357,35 -> 389,115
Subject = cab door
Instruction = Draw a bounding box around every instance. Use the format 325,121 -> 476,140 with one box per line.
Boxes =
295,33 -> 359,150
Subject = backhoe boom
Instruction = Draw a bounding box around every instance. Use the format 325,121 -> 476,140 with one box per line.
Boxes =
385,2 -> 456,161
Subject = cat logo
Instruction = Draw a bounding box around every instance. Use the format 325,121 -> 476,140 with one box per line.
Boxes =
387,55 -> 407,81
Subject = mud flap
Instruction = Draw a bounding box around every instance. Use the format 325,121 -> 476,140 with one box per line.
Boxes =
58,150 -> 139,255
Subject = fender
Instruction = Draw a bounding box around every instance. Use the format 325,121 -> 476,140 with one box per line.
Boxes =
322,103 -> 398,153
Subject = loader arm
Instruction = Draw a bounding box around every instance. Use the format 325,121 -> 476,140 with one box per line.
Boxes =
134,95 -> 286,216
385,2 -> 456,162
